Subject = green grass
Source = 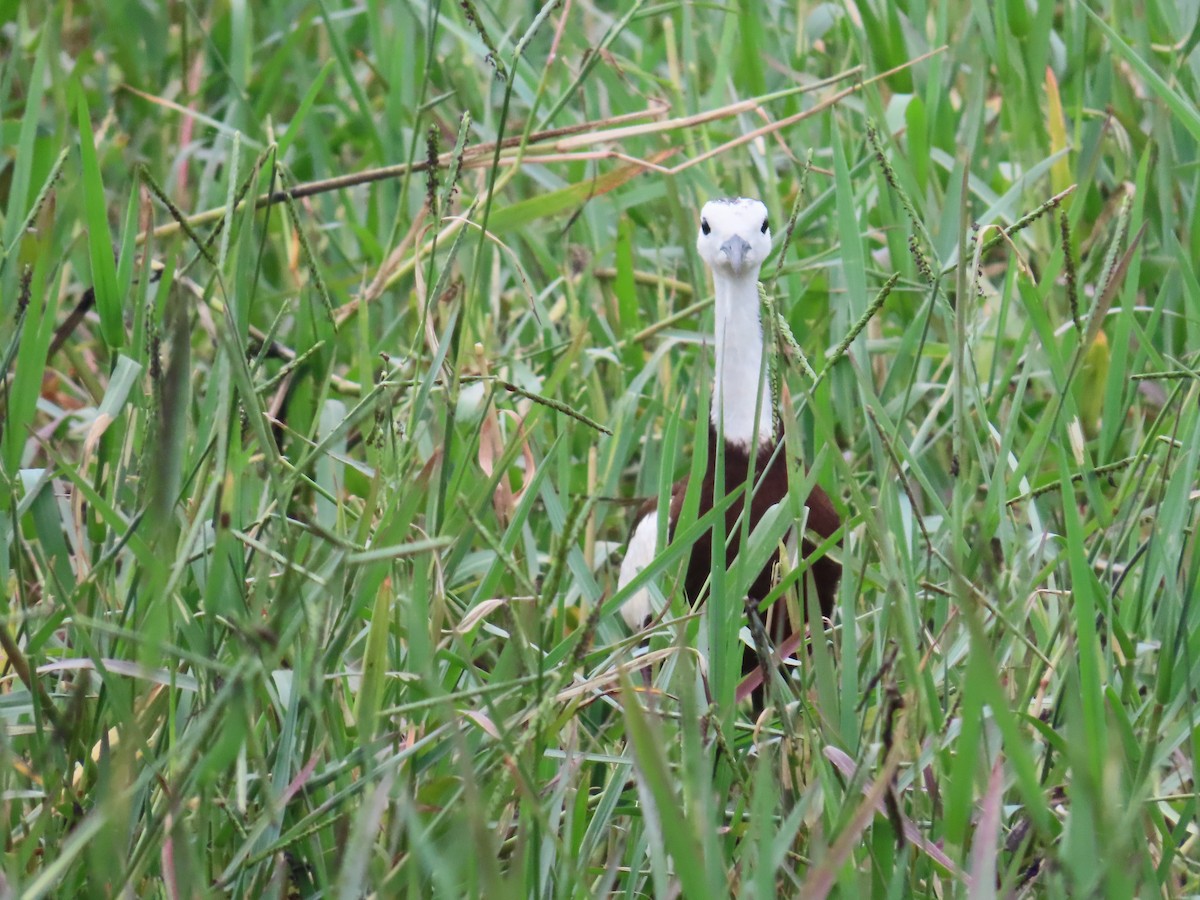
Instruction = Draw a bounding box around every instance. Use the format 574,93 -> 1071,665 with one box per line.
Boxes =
2,0 -> 1199,896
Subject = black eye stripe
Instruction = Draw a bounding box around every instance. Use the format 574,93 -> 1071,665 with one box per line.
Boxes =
761,218 -> 769,233
701,218 -> 711,236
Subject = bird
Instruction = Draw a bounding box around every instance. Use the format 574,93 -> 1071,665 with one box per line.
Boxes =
616,197 -> 841,690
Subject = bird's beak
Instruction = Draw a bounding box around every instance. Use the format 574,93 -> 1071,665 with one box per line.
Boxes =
720,235 -> 751,274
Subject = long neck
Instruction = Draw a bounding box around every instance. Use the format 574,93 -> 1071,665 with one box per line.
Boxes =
711,271 -> 774,450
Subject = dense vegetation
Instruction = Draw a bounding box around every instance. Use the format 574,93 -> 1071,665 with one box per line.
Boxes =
2,1 -> 1198,896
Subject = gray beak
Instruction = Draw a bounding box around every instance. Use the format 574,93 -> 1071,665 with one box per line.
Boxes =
720,235 -> 751,274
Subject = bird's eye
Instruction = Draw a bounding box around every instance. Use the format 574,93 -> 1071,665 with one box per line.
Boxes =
701,218 -> 711,236
761,218 -> 769,234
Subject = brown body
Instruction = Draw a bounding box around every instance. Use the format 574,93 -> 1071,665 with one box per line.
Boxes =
635,424 -> 841,652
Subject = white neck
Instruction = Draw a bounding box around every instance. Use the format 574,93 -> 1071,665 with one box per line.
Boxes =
711,271 -> 773,449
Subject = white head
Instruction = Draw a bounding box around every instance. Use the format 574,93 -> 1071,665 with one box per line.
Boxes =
696,197 -> 772,280
695,197 -> 776,446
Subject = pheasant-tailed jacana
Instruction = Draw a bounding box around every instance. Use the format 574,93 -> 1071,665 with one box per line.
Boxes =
617,197 -> 841,687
